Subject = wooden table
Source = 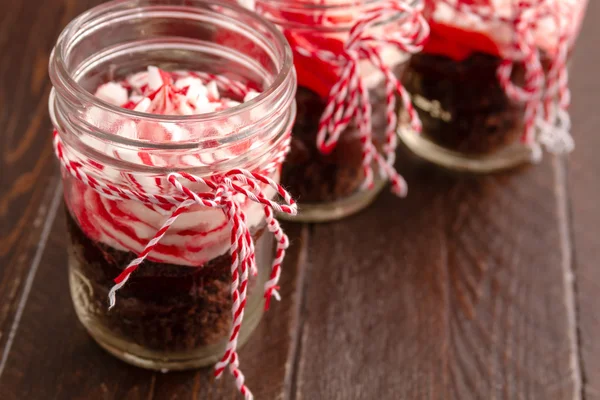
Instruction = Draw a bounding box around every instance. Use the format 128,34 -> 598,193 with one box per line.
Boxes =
1,1 -> 599,399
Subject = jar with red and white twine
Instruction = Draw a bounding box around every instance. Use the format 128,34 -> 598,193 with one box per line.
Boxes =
398,0 -> 587,172
252,0 -> 429,222
49,1 -> 296,399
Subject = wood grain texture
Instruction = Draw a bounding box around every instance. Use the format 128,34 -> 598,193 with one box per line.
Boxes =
0,208 -> 306,400
297,157 -> 579,400
568,1 -> 600,398
0,0 -> 104,356
1,0 -> 599,399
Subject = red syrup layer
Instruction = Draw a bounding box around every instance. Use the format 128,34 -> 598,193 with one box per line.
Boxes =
286,31 -> 344,98
423,20 -> 500,61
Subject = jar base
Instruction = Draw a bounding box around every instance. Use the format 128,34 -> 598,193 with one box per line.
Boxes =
70,263 -> 265,371
74,299 -> 264,371
398,127 -> 533,173
279,178 -> 385,223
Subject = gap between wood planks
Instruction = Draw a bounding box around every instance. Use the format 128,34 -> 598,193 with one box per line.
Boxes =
554,156 -> 584,400
286,224 -> 310,400
0,182 -> 62,379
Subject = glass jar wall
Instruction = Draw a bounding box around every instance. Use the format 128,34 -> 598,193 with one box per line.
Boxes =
399,0 -> 588,172
257,0 -> 428,222
49,0 -> 296,371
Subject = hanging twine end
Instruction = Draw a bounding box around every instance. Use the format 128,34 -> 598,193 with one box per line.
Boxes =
538,108 -> 574,155
391,181 -> 408,198
107,288 -> 118,310
388,172 -> 408,198
263,286 -> 281,311
318,142 -> 336,155
107,264 -> 137,310
107,274 -> 130,310
529,143 -> 543,163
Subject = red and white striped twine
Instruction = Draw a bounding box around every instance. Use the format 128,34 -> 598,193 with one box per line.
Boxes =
445,0 -> 575,158
53,86 -> 295,399
294,0 -> 429,197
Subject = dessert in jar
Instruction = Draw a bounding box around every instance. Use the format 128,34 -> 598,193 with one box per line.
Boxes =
254,0 -> 429,222
48,1 -> 296,397
399,0 -> 588,172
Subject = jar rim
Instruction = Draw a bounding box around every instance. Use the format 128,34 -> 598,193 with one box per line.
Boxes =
256,0 -> 422,32
49,0 -> 294,130
258,0 -> 419,9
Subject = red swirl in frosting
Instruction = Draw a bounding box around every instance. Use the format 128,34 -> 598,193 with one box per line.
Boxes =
67,67 -> 268,267
67,178 -> 270,266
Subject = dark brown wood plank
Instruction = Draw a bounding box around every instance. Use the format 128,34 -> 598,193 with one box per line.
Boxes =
298,156 -> 579,399
0,0 -> 105,356
2,0 -> 595,399
567,1 -> 600,398
0,208 -> 158,400
0,205 -> 306,400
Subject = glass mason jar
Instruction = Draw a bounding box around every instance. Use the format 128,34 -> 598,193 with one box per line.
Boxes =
48,0 -> 296,373
399,0 -> 588,172
256,0 -> 429,222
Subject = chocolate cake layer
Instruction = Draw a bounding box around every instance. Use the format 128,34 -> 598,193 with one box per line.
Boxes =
402,52 -> 548,155
66,211 -> 264,352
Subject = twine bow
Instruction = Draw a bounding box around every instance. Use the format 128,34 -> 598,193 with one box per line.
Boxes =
449,0 -> 574,160
294,0 -> 429,197
53,130 -> 296,400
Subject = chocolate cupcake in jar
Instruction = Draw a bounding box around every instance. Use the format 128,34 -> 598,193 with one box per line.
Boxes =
399,0 -> 587,172
49,1 -> 296,397
253,0 -> 429,222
